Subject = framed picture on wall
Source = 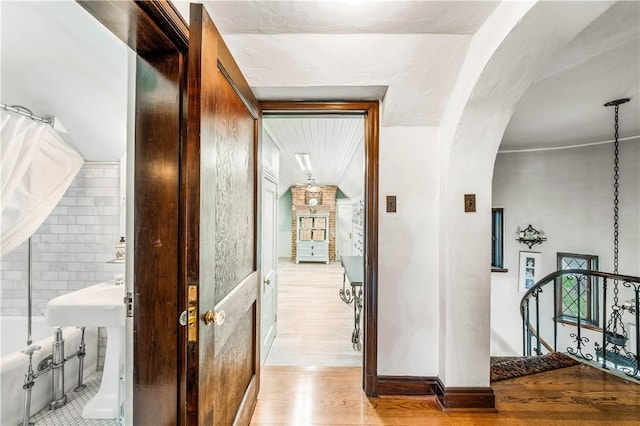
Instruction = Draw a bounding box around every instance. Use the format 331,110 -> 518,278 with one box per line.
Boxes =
519,251 -> 541,292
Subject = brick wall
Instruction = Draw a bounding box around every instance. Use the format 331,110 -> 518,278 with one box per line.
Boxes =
291,185 -> 337,261
0,162 -> 124,370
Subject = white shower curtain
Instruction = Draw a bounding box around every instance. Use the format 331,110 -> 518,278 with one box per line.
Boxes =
1,111 -> 84,255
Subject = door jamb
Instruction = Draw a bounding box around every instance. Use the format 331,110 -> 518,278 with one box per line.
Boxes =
260,101 -> 379,396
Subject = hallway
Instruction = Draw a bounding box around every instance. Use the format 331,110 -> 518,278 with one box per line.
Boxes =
264,259 -> 362,367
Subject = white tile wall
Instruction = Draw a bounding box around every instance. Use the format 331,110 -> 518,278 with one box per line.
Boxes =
0,163 -> 124,370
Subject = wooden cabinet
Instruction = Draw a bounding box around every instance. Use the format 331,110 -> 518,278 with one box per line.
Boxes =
296,214 -> 329,264
352,202 -> 364,256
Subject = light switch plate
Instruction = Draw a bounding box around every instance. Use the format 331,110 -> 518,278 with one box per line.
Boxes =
386,196 -> 397,213
464,194 -> 476,212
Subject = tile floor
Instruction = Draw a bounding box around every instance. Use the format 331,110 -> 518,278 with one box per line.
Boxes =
28,372 -> 118,426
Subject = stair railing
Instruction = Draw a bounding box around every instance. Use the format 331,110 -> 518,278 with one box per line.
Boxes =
520,269 -> 640,378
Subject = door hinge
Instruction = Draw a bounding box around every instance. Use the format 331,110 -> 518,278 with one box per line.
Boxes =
275,313 -> 278,322
124,291 -> 134,318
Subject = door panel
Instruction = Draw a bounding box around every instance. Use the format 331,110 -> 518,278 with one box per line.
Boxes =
185,4 -> 260,425
260,178 -> 278,363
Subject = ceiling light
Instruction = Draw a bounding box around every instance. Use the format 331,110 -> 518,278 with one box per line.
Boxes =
295,153 -> 312,173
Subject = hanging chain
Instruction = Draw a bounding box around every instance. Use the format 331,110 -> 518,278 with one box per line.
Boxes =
603,98 -> 630,342
613,104 -> 620,277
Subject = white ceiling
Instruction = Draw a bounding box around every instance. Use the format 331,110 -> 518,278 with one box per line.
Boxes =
1,1 -> 129,161
501,1 -> 640,151
1,1 -> 638,196
264,116 -> 364,195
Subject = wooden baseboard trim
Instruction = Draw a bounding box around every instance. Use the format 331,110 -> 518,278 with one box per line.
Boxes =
435,379 -> 496,411
377,375 -> 439,396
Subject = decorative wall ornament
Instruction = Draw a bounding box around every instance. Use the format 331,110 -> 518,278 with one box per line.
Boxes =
516,224 -> 547,249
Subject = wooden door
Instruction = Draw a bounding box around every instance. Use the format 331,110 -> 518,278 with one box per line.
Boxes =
184,4 -> 260,425
260,177 -> 278,364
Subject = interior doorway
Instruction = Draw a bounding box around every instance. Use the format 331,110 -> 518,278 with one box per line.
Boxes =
260,113 -> 365,367
261,102 -> 378,390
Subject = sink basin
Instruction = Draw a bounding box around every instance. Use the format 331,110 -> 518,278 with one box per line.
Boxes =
45,281 -> 125,327
45,281 -> 126,419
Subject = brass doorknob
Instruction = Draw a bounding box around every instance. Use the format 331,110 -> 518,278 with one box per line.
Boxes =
203,310 -> 225,326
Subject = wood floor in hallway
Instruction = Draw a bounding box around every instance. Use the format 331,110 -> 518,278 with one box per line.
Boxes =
251,364 -> 640,425
264,259 -> 362,367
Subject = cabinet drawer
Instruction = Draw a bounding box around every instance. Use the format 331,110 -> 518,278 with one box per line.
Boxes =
297,242 -> 327,251
297,249 -> 328,257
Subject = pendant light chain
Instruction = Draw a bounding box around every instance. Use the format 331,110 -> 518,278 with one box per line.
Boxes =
602,97 -> 630,350
613,103 -> 620,278
612,103 -> 621,307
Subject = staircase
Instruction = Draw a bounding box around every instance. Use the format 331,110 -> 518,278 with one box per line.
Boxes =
520,269 -> 640,381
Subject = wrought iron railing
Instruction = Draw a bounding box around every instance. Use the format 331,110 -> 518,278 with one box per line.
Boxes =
520,269 -> 640,378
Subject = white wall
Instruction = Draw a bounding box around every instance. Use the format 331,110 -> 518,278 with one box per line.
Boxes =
377,126 -> 440,376
435,0 -> 613,387
491,139 -> 640,355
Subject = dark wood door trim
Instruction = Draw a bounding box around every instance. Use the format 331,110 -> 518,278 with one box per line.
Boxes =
77,1 -> 190,424
260,101 -> 380,396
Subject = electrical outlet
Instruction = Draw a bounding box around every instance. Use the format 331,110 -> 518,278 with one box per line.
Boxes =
464,194 -> 476,212
386,196 -> 397,213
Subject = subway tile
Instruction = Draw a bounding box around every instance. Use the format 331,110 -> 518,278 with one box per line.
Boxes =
77,197 -> 95,206
75,272 -> 96,281
82,167 -> 106,178
40,234 -> 60,243
58,197 -> 78,206
68,263 -> 87,272
104,187 -> 120,196
49,224 -> 69,234
58,216 -> 78,225
77,216 -> 96,225
76,253 -> 96,262
49,243 -> 68,252
58,234 -> 78,243
2,271 -> 22,280
58,271 -> 78,281
39,271 -> 60,281
76,234 -> 96,243
95,206 -> 118,216
65,187 -> 87,197
67,225 -> 87,234
52,206 -> 68,216
47,282 -> 68,290
86,187 -> 106,197
58,253 -> 78,262
32,243 -> 50,252
95,197 -> 118,207
67,206 -> 97,216
31,262 -> 50,271
44,215 -> 60,224
103,167 -> 120,178
49,263 -> 69,272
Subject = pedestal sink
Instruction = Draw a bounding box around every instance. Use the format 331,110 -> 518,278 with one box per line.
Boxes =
44,281 -> 125,419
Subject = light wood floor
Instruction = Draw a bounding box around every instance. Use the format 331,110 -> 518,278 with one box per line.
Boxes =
251,364 -> 640,425
264,259 -> 362,367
